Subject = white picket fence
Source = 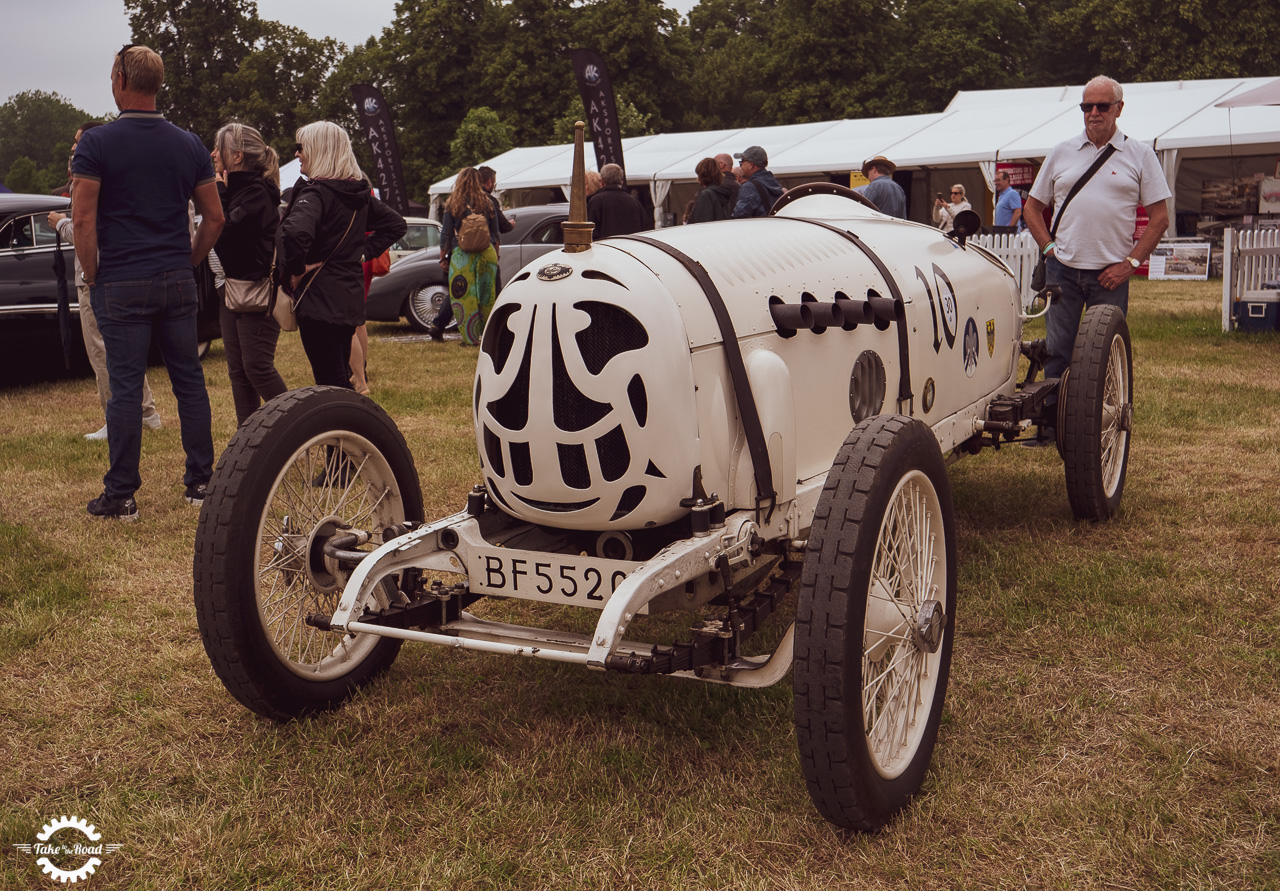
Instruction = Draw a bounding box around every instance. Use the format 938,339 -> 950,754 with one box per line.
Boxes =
1222,228 -> 1280,332
972,232 -> 1038,309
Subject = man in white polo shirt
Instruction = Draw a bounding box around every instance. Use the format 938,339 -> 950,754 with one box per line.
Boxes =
1023,75 -> 1171,445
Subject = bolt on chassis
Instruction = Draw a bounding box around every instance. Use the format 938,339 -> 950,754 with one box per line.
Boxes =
193,128 -> 1133,832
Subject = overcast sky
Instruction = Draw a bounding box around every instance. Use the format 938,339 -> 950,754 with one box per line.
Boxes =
4,0 -> 698,118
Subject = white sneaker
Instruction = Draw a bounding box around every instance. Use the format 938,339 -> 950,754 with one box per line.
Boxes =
143,414 -> 163,430
84,425 -> 108,441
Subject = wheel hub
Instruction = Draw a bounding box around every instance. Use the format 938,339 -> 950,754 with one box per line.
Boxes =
913,599 -> 946,654
305,516 -> 347,594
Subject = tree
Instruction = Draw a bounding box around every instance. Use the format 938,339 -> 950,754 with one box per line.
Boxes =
551,92 -> 653,144
755,0 -> 899,124
326,0 -> 494,195
882,0 -> 1033,115
572,0 -> 693,133
126,0 -> 262,144
4,157 -> 41,194
0,91 -> 91,180
221,20 -> 343,160
449,107 -> 515,168
1029,0 -> 1280,84
685,0 -> 777,130
479,0 -> 580,148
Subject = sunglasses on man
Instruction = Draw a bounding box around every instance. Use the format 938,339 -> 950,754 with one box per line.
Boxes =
1080,102 -> 1117,113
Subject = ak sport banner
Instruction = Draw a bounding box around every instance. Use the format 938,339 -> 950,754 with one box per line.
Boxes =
568,49 -> 625,178
351,84 -> 410,215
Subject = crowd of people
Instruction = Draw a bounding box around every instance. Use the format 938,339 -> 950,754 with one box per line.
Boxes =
61,44 -> 407,520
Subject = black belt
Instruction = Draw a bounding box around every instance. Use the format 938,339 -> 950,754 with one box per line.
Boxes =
615,235 -> 777,522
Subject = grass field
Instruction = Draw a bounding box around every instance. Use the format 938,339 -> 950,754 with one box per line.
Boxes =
1,279 -> 1277,889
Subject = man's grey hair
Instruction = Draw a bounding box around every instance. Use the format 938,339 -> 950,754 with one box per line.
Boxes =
1085,75 -> 1123,103
600,163 -> 625,187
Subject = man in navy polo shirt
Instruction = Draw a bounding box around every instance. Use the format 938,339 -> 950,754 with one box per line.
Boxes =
72,44 -> 224,520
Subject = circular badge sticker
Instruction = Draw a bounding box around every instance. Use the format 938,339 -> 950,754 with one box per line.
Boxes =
537,263 -> 572,281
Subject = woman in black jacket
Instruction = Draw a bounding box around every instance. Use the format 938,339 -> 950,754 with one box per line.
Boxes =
213,122 -> 288,425
280,121 -> 406,388
689,157 -> 734,224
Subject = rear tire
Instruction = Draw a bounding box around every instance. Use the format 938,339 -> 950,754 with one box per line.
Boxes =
1060,305 -> 1132,521
193,386 -> 423,721
794,416 -> 957,832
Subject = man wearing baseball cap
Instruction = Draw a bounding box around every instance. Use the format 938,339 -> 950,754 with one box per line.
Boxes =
730,145 -> 784,218
859,156 -> 907,218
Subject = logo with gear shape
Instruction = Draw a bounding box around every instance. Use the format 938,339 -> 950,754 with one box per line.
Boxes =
13,816 -> 121,884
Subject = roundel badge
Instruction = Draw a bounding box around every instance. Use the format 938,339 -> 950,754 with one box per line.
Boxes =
584,64 -> 601,85
537,263 -> 573,281
363,97 -> 379,114
963,317 -> 979,378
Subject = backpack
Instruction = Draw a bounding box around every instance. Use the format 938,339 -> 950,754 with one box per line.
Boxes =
457,211 -> 490,252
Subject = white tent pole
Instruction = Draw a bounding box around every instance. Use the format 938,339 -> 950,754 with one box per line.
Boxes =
1159,149 -> 1180,238
979,161 -> 996,217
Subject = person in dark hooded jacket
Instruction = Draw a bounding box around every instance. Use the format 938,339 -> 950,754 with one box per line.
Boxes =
731,145 -> 784,218
213,122 -> 288,425
689,157 -> 734,224
280,121 -> 405,388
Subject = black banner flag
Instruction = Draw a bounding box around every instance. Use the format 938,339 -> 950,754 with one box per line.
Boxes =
569,49 -> 625,177
351,84 -> 410,215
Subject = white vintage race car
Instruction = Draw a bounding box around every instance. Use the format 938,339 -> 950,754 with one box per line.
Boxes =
193,145 -> 1133,832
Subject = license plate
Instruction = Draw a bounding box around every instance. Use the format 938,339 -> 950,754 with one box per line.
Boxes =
466,547 -> 640,609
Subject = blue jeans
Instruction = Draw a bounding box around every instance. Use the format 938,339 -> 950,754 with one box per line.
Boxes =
90,269 -> 213,499
1044,256 -> 1130,381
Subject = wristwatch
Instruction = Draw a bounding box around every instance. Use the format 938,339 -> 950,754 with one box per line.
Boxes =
1125,256 -> 1140,268
80,271 -> 94,285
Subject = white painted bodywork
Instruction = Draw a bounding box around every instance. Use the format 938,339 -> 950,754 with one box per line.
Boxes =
475,193 -> 1023,531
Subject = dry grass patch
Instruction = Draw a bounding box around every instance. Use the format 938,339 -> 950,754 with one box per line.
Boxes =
2,291 -> 1279,889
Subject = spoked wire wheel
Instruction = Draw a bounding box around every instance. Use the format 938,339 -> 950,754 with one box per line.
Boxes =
862,469 -> 948,779
794,415 -> 957,831
194,387 -> 423,721
1098,333 -> 1131,497
1061,304 -> 1132,521
256,430 -> 406,681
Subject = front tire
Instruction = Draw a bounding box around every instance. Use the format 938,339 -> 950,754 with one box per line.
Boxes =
1060,305 -> 1132,521
794,416 -> 957,832
193,386 -> 424,721
405,283 -> 448,332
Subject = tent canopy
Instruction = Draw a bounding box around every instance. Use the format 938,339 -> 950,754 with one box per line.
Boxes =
1216,77 -> 1280,108
432,76 -> 1280,199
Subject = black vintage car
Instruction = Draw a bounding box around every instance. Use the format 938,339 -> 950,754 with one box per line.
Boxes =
0,192 -> 221,374
365,203 -> 569,331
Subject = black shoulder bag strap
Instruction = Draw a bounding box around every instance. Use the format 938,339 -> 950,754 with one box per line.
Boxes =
1032,141 -> 1117,290
1049,141 -> 1118,239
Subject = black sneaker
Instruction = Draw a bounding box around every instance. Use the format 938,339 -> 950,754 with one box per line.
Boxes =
427,325 -> 445,342
88,492 -> 139,521
184,482 -> 208,505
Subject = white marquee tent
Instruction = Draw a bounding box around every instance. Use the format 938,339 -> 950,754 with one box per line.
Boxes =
428,76 -> 1280,235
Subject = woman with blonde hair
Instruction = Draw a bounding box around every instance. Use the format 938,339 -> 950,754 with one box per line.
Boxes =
438,166 -> 499,345
279,121 -> 405,387
933,183 -> 971,230
213,121 -> 288,425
